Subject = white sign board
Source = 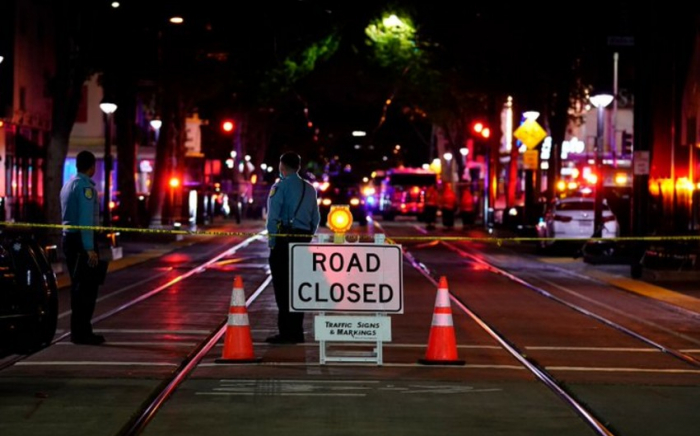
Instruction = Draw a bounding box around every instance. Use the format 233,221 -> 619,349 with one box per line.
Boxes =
290,243 -> 403,313
314,315 -> 391,342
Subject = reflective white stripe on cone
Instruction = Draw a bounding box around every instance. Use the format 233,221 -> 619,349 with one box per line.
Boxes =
216,275 -> 261,364
418,276 -> 465,365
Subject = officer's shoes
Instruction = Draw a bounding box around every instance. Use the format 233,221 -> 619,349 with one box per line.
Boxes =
71,334 -> 106,345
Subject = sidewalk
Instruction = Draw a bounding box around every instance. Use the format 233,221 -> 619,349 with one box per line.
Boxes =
538,256 -> 700,313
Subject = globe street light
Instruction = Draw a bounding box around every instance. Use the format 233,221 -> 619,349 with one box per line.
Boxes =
100,101 -> 117,227
443,152 -> 453,185
150,118 -> 162,144
589,93 -> 614,238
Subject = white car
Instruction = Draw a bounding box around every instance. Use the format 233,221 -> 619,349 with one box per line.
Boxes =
536,196 -> 619,248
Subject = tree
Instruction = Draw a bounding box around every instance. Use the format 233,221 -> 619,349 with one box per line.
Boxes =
45,1 -> 104,247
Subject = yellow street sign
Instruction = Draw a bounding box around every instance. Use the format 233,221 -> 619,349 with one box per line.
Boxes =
513,119 -> 547,149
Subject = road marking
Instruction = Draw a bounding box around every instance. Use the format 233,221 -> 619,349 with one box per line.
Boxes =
526,346 -> 658,352
55,341 -> 198,346
198,362 -> 525,369
197,392 -> 366,397
220,379 -> 379,384
398,384 -> 502,394
547,366 -> 700,374
16,361 -> 178,367
92,329 -> 210,335
196,380 -> 502,397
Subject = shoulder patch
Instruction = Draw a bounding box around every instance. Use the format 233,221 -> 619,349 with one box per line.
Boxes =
269,186 -> 277,197
84,187 -> 93,199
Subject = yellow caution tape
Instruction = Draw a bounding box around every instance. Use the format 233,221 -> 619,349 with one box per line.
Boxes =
2,221 -> 699,244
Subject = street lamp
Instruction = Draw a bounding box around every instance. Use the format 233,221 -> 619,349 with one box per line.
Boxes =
589,93 -> 614,238
100,100 -> 117,227
150,118 -> 162,145
443,152 -> 453,184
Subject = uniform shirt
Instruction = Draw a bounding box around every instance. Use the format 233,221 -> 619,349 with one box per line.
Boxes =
441,186 -> 457,209
266,173 -> 320,248
60,172 -> 99,251
460,190 -> 474,212
424,186 -> 438,206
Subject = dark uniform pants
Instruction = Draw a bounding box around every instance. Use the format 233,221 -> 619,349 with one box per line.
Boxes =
269,231 -> 312,339
460,211 -> 474,228
424,205 -> 438,226
63,233 -> 100,338
442,207 -> 455,228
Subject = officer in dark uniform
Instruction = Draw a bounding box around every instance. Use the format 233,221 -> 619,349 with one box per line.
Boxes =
265,152 -> 320,344
60,150 -> 105,345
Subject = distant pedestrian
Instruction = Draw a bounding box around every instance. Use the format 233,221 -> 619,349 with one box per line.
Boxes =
60,150 -> 106,345
423,184 -> 439,230
265,152 -> 320,344
459,187 -> 475,229
440,182 -> 457,229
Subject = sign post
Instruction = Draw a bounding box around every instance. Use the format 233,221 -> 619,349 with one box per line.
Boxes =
290,239 -> 402,365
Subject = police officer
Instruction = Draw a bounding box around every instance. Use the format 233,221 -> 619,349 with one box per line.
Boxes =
265,152 -> 320,344
459,185 -> 475,230
440,182 -> 457,229
60,150 -> 105,345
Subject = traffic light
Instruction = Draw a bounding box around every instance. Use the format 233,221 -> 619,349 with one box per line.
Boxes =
221,119 -> 235,133
621,130 -> 633,155
472,121 -> 490,139
471,121 -> 491,155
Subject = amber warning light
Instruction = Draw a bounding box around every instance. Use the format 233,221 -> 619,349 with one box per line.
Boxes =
327,205 -> 353,233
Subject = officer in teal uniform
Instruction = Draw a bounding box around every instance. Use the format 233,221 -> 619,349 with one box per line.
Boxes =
60,150 -> 105,345
265,152 -> 320,344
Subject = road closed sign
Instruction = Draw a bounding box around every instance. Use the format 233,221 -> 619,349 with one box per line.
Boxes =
290,243 -> 403,313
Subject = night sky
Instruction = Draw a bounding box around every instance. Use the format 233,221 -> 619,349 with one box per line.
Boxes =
103,1 -> 695,171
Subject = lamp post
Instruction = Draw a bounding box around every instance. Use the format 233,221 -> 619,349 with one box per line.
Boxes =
100,101 -> 117,227
150,118 -> 162,145
589,93 -> 614,238
443,152 -> 453,184
459,147 -> 468,181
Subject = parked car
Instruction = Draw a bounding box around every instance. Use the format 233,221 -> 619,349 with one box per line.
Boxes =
0,229 -> 59,352
536,196 -> 619,249
318,173 -> 368,227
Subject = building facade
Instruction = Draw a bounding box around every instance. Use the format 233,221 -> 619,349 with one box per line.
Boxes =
0,0 -> 55,222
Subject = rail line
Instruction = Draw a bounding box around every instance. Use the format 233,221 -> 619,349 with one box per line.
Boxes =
4,221 -> 698,436
117,275 -> 272,436
440,240 -> 700,368
0,232 -> 266,372
392,227 -> 700,436
396,241 -> 616,436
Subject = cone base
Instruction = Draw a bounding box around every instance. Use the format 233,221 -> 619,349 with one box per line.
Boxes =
417,358 -> 466,366
215,357 -> 262,364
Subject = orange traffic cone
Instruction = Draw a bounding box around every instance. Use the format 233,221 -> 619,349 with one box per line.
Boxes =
215,276 -> 261,364
418,276 -> 465,365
